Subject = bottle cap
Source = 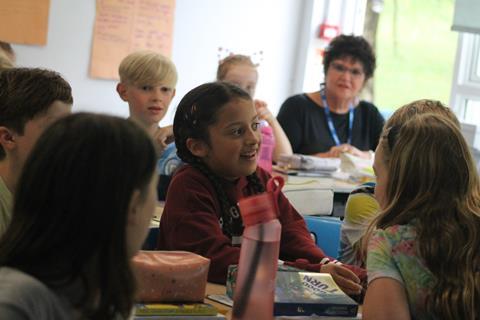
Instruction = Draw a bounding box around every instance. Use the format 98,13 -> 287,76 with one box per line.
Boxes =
260,124 -> 273,134
238,176 -> 284,226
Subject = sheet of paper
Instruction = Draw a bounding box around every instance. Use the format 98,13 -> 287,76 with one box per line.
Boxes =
89,0 -> 175,80
0,0 -> 50,45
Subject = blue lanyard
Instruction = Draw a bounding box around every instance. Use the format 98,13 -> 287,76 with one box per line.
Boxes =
321,92 -> 354,146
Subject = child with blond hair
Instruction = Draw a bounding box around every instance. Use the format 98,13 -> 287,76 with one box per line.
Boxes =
338,99 -> 460,267
117,51 -> 180,199
363,113 -> 479,319
117,50 -> 177,155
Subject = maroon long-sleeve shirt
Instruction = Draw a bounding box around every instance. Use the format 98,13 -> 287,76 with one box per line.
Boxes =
157,165 -> 363,284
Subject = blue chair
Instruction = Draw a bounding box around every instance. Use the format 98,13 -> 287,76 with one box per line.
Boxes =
303,216 -> 342,259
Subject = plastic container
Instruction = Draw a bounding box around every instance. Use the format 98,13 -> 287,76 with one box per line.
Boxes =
232,176 -> 284,320
258,123 -> 275,173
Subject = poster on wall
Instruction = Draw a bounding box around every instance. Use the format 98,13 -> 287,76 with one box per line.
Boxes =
0,0 -> 50,45
89,0 -> 175,80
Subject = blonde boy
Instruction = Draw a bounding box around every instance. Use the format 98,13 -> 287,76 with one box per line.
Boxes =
116,51 -> 178,154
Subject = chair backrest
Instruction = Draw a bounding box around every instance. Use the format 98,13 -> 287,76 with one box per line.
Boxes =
303,216 -> 342,259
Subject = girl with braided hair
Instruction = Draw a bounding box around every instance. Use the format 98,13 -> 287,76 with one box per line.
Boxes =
216,54 -> 292,162
157,82 -> 364,296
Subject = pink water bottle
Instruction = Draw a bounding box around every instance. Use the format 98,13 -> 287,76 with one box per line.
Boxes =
232,176 -> 284,320
258,123 -> 275,173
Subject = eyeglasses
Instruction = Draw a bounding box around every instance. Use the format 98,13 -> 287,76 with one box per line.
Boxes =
330,62 -> 364,78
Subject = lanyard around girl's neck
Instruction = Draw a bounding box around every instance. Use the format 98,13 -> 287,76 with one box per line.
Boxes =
321,92 -> 355,146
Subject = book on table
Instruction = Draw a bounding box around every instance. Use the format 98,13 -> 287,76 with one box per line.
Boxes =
274,271 -> 358,317
135,302 -> 219,316
226,267 -> 358,317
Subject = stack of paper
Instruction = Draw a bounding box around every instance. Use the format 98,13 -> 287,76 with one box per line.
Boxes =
277,154 -> 341,176
339,153 -> 375,182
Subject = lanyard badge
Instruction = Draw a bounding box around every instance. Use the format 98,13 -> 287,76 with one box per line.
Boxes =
321,92 -> 355,146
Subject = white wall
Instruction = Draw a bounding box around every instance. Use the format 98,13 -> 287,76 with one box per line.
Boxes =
12,0 -> 308,126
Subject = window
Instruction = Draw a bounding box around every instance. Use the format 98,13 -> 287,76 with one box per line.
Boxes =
450,33 -> 480,148
374,0 -> 457,111
451,34 -> 480,119
473,39 -> 480,81
463,99 -> 480,123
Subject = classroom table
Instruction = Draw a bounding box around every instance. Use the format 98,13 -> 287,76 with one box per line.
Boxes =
205,283 -> 232,318
157,175 -> 357,219
145,177 -> 356,251
144,204 -> 361,319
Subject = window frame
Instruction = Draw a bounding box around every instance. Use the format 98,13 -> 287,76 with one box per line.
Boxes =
450,33 -> 480,121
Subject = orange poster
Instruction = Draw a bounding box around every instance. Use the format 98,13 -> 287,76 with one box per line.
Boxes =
90,0 -> 176,80
0,0 -> 50,45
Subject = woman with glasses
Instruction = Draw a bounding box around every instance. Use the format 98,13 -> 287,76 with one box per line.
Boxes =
278,35 -> 384,159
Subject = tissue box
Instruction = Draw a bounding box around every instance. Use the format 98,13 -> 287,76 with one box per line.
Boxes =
132,250 -> 210,302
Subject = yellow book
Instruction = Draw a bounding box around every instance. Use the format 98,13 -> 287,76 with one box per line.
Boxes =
135,302 -> 218,316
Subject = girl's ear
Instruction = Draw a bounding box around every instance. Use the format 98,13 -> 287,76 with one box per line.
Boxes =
116,83 -> 129,101
186,137 -> 209,158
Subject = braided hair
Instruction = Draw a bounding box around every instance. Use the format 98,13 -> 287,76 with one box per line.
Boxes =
173,81 -> 265,240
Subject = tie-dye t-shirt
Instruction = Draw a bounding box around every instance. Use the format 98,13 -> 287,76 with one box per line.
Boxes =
367,224 -> 435,318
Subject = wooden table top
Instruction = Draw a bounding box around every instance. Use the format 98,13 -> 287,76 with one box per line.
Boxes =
205,283 -> 232,319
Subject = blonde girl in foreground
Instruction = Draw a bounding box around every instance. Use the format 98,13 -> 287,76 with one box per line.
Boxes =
363,113 -> 480,319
